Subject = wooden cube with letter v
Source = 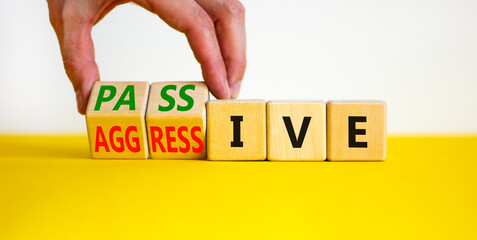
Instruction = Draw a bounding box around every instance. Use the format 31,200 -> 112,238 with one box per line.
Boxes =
326,101 -> 387,161
146,82 -> 208,159
267,101 -> 326,161
207,100 -> 266,161
86,81 -> 150,159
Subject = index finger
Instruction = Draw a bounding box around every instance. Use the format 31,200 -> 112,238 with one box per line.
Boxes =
195,0 -> 246,99
135,0 -> 230,99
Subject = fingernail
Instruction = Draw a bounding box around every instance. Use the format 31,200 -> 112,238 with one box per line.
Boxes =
230,81 -> 242,99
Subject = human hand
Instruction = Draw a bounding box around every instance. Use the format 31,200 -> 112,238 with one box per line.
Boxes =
47,0 -> 246,114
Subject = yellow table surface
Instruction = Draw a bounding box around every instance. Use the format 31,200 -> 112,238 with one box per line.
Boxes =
0,135 -> 476,239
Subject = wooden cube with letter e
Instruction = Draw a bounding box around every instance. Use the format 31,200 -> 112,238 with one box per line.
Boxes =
86,81 -> 150,159
326,101 -> 386,161
207,100 -> 266,161
146,82 -> 208,159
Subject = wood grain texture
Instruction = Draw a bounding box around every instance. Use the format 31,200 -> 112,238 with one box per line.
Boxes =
86,81 -> 150,159
327,101 -> 386,161
267,101 -> 326,161
207,100 -> 266,160
146,82 -> 208,159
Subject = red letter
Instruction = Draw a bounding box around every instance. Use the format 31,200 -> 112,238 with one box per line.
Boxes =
177,126 -> 190,153
95,126 -> 110,152
165,126 -> 178,153
109,126 -> 125,152
125,126 -> 140,152
191,126 -> 203,153
150,126 -> 166,152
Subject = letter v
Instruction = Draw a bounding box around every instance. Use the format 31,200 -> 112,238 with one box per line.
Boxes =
282,116 -> 311,148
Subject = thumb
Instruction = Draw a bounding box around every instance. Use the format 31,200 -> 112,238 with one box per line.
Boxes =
51,11 -> 99,115
61,23 -> 99,115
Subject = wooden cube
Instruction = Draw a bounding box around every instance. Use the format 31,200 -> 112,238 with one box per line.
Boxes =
326,101 -> 386,161
207,100 -> 266,160
146,82 -> 208,159
86,81 -> 150,159
267,101 -> 326,161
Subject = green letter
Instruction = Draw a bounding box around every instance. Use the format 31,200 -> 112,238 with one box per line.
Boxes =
159,85 -> 176,112
94,85 -> 117,111
177,84 -> 195,112
113,85 -> 135,111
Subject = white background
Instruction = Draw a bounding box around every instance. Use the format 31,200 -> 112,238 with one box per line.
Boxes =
1,0 -> 476,134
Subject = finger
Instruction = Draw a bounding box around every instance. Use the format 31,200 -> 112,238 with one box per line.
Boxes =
135,0 -> 230,99
48,1 -> 99,115
59,20 -> 99,115
195,0 -> 246,98
48,1 -> 126,114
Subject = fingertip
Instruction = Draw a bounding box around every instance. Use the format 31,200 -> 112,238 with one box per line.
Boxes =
200,60 -> 230,99
75,89 -> 86,115
208,78 -> 230,99
75,74 -> 98,115
230,80 -> 242,99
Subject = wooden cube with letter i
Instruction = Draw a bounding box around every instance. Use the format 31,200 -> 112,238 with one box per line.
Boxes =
86,81 -> 150,159
146,82 -> 208,159
207,100 -> 266,161
326,101 -> 387,161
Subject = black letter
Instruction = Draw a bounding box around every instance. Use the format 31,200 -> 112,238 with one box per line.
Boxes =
348,116 -> 367,148
283,116 -> 311,148
231,116 -> 243,147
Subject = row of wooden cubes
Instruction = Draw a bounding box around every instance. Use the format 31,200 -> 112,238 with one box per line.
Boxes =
86,81 -> 386,161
